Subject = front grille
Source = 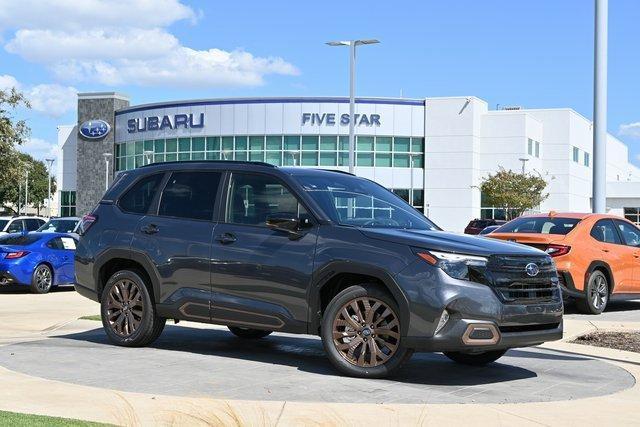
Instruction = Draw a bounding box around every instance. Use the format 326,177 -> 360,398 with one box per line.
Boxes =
486,255 -> 559,304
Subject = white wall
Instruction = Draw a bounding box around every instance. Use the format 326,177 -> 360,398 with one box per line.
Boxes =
56,125 -> 77,216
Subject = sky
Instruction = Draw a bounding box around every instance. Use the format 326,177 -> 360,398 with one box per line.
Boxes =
0,0 -> 639,165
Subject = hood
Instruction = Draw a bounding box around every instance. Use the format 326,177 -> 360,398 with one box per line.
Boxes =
360,228 -> 546,257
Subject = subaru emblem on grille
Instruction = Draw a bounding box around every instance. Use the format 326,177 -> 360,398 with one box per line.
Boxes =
525,263 -> 540,277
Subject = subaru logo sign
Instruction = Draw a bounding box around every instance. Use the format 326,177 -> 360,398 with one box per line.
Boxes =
79,120 -> 111,139
525,263 -> 540,277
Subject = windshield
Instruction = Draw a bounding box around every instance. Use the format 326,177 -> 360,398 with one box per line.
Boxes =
0,234 -> 42,246
295,174 -> 438,230
496,217 -> 580,235
37,219 -> 78,233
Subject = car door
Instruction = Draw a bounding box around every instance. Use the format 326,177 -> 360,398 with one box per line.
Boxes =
210,171 -> 318,333
589,219 -> 631,290
613,219 -> 640,293
45,237 -> 70,284
131,170 -> 223,321
57,236 -> 77,283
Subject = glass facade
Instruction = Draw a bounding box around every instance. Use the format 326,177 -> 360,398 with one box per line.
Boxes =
624,208 -> 640,225
115,135 -> 425,172
60,190 -> 76,217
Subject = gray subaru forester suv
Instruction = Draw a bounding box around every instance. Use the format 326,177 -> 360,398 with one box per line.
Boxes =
74,161 -> 563,378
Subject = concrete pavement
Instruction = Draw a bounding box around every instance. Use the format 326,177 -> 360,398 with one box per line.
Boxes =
1,288 -> 639,426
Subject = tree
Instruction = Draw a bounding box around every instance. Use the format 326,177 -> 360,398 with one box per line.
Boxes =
0,87 -> 31,188
0,154 -> 56,215
479,168 -> 548,220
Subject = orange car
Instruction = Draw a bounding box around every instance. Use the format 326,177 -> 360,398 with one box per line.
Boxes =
489,212 -> 640,314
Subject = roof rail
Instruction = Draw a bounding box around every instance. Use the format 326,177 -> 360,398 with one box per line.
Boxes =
138,160 -> 276,169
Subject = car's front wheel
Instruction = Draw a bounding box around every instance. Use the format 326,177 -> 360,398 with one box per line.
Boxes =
321,284 -> 413,378
101,269 -> 165,347
30,264 -> 53,294
444,350 -> 507,366
576,270 -> 609,315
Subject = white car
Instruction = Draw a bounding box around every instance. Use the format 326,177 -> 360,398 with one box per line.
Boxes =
0,216 -> 47,236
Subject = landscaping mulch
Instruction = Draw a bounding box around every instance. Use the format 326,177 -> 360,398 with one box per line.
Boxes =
571,330 -> 640,353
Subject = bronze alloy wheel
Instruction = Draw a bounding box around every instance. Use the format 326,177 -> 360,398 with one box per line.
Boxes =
106,279 -> 144,337
332,296 -> 400,368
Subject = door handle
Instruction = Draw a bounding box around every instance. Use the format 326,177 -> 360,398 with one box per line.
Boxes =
140,224 -> 159,235
215,233 -> 237,244
634,253 -> 640,259
601,249 -> 609,253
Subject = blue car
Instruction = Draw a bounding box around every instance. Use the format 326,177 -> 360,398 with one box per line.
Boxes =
0,232 -> 76,294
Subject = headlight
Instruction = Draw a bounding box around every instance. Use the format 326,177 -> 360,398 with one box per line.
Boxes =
415,249 -> 488,281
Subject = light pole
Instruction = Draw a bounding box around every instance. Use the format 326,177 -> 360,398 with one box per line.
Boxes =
285,151 -> 298,166
143,150 -> 154,166
326,39 -> 380,174
518,158 -> 530,174
45,158 -> 54,218
593,0 -> 608,213
25,168 -> 29,214
103,153 -> 112,191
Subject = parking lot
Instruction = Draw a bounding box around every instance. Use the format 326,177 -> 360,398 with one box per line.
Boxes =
0,288 -> 638,408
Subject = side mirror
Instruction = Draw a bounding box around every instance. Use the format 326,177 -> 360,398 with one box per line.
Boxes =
266,214 -> 300,234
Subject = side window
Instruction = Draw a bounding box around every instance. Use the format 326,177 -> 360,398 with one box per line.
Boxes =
46,237 -> 62,250
7,220 -> 23,233
158,171 -> 222,221
118,174 -> 164,214
590,219 -> 621,244
25,219 -> 41,231
60,237 -> 77,250
615,220 -> 640,247
227,173 -> 307,226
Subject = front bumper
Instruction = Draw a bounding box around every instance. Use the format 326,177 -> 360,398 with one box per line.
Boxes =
395,260 -> 564,353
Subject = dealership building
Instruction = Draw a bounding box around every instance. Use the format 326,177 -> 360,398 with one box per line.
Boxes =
56,92 -> 640,232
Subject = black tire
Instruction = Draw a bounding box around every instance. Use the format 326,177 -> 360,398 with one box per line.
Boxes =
444,350 -> 507,366
575,270 -> 609,315
228,326 -> 272,339
321,284 -> 413,378
100,269 -> 165,347
30,263 -> 53,294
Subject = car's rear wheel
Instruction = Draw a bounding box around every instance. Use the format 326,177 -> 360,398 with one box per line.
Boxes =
576,270 -> 609,315
101,269 -> 165,347
321,284 -> 413,378
228,326 -> 272,339
30,264 -> 53,294
443,350 -> 507,366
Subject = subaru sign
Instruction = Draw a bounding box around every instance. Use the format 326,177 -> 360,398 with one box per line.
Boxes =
79,120 -> 111,139
128,113 -> 205,134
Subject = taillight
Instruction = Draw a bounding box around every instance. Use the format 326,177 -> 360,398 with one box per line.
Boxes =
78,214 -> 98,236
545,244 -> 570,257
5,251 -> 29,259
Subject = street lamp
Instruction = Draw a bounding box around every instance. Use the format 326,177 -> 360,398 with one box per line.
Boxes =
45,158 -> 55,218
103,153 -> 112,191
518,158 -> 530,174
326,39 -> 380,174
143,150 -> 154,165
285,150 -> 299,166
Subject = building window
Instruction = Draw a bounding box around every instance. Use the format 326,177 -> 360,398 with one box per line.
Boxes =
624,208 -> 640,225
391,188 -> 424,213
584,152 -> 590,167
60,191 -> 76,217
527,138 -> 541,158
572,146 -> 580,163
115,135 -> 425,172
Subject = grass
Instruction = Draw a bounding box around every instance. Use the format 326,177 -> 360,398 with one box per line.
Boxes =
79,315 -> 101,321
0,410 -> 110,426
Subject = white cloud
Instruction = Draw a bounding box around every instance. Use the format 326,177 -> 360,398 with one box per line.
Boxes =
0,74 -> 77,117
1,0 -> 298,88
0,0 -> 197,31
18,137 -> 60,162
619,122 -> 640,139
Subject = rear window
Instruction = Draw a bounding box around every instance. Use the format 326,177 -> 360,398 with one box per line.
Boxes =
469,220 -> 489,228
0,234 -> 43,246
496,217 -> 580,235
